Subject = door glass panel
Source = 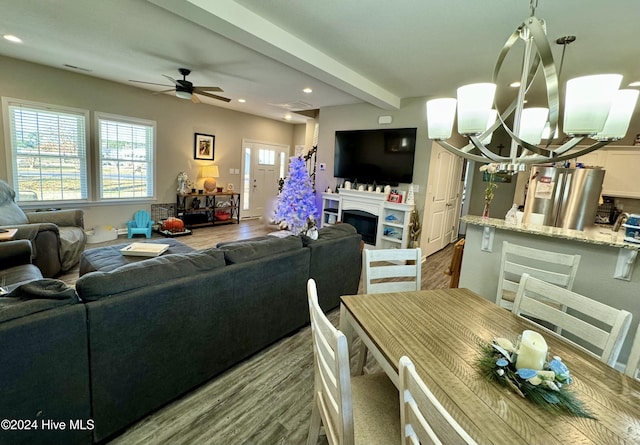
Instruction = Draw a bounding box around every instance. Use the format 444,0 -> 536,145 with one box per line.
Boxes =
258,148 -> 275,165
243,147 -> 251,210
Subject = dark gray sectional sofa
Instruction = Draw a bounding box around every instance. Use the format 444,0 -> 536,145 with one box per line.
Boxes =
0,224 -> 362,445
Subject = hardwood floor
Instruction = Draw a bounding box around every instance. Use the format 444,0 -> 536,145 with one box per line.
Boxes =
66,219 -> 455,445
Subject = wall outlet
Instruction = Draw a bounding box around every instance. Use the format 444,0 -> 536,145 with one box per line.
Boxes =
412,184 -> 419,193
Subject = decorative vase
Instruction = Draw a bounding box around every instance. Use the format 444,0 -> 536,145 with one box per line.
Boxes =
482,200 -> 491,220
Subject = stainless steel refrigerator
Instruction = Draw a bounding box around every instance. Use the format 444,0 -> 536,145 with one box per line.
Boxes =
523,166 -> 605,230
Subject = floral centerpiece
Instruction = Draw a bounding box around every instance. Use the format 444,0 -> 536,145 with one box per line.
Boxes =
479,163 -> 499,219
477,330 -> 595,418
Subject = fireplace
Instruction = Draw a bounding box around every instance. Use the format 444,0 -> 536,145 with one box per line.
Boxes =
342,209 -> 378,245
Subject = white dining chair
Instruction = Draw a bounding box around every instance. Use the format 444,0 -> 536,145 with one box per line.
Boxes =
624,324 -> 640,379
357,248 -> 421,374
399,356 -> 477,445
512,273 -> 632,367
306,278 -> 400,445
496,241 -> 581,311
363,248 -> 422,294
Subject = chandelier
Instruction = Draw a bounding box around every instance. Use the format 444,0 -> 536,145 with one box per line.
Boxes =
426,0 -> 639,172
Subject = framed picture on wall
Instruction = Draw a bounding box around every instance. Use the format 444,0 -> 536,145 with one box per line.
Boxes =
194,133 -> 215,160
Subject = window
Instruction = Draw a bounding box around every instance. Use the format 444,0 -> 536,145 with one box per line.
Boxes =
96,113 -> 156,200
3,98 -> 89,202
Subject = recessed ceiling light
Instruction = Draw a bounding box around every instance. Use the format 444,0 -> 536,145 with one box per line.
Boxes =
238,98 -> 246,103
3,34 -> 22,43
510,82 -> 520,88
303,88 -> 313,94
629,81 -> 640,87
284,114 -> 292,121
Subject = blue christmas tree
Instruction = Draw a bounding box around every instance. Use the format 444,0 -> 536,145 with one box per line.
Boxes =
274,156 -> 318,235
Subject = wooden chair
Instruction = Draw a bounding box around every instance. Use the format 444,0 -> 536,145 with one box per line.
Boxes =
357,248 -> 421,373
512,274 -> 632,367
624,324 -> 640,379
363,248 -> 422,295
306,278 -> 400,445
444,239 -> 465,288
127,210 -> 153,238
496,241 -> 581,311
399,356 -> 477,445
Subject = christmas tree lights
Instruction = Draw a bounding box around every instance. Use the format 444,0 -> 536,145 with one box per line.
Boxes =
274,156 -> 318,235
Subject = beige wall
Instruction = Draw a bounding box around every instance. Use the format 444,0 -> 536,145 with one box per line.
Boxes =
0,56 -> 305,229
315,98 -> 431,217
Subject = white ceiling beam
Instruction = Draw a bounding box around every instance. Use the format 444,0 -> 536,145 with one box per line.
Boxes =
148,0 -> 401,110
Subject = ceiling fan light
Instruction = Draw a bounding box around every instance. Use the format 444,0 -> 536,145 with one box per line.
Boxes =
456,83 -> 496,135
426,98 -> 457,140
176,90 -> 192,100
518,108 -> 549,145
563,74 -> 622,135
594,89 -> 639,140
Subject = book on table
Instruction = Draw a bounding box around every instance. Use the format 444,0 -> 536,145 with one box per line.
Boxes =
120,242 -> 170,257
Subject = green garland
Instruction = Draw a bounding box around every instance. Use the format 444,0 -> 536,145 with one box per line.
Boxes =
477,342 -> 595,419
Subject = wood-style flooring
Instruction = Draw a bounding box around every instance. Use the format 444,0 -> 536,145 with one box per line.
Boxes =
61,219 -> 456,445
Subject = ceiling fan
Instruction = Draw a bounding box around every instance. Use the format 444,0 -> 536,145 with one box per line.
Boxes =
129,68 -> 230,103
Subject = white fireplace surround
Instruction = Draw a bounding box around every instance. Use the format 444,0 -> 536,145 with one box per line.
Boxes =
339,189 -> 387,217
323,188 -> 414,248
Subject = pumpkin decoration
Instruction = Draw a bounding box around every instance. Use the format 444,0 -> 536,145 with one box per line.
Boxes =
162,217 -> 185,233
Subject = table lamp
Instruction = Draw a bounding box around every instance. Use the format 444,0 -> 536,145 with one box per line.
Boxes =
202,165 -> 220,193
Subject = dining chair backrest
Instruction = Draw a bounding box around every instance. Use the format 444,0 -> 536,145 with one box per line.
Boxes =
307,278 -> 353,445
496,241 -> 581,310
363,248 -> 422,294
399,356 -> 477,445
307,278 -> 400,445
624,324 -> 640,380
444,239 -> 465,288
512,273 -> 632,367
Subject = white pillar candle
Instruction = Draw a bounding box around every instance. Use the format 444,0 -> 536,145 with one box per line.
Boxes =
516,330 -> 548,370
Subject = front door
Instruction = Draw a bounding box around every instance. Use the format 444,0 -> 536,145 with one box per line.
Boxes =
242,140 -> 289,219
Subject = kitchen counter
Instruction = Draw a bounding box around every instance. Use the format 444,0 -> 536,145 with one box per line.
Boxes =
459,215 -> 640,367
462,215 -> 640,251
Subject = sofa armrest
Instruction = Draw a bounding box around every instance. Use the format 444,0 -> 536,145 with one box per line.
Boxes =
26,209 -> 84,228
0,240 -> 32,268
0,223 -> 62,278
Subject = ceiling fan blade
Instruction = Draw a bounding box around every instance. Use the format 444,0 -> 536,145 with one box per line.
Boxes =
152,89 -> 176,95
191,94 -> 201,104
129,80 -> 173,87
193,86 -> 223,92
162,74 -> 180,86
196,91 -> 231,103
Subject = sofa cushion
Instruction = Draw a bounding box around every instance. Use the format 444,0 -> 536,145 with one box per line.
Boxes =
0,279 -> 79,323
217,235 -> 303,264
76,248 -> 226,301
301,223 -> 358,245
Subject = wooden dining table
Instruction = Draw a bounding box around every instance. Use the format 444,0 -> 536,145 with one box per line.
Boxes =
339,288 -> 640,445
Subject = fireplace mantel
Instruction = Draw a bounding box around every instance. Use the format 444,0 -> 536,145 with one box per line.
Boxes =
321,189 -> 414,249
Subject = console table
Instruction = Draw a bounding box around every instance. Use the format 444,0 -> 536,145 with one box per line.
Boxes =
176,192 -> 240,228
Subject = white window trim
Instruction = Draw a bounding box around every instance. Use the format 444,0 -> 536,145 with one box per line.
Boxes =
2,96 -> 91,206
94,111 -> 157,202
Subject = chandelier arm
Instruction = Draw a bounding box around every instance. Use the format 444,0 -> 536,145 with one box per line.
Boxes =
434,140 -> 504,163
468,136 -> 515,162
552,136 -> 586,155
524,16 -> 560,134
537,141 -> 609,164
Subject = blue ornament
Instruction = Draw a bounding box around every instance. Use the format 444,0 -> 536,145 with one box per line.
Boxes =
516,368 -> 537,379
496,358 -> 508,367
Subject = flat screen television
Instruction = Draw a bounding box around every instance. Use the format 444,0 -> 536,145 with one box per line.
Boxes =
334,128 -> 416,185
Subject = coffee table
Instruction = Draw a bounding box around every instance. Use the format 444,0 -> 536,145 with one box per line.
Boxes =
79,238 -> 194,276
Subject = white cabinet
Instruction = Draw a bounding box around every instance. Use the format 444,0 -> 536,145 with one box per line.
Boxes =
576,147 -> 640,198
321,193 -> 341,227
378,202 -> 415,249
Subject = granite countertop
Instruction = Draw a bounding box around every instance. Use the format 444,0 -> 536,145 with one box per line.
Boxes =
462,215 -> 640,251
